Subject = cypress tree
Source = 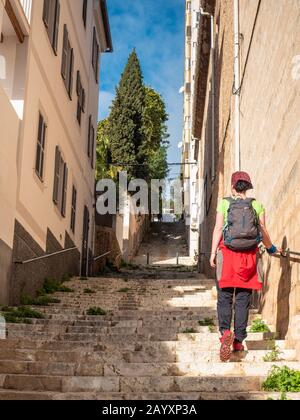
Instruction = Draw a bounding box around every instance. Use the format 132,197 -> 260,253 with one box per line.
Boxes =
108,50 -> 146,179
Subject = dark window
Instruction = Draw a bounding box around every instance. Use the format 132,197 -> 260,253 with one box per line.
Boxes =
61,25 -> 74,98
92,27 -> 99,83
43,0 -> 60,54
70,185 -> 77,233
76,71 -> 85,125
53,146 -> 68,217
185,83 -> 191,94
186,26 -> 192,37
82,0 -> 87,28
87,115 -> 95,168
35,113 -> 47,180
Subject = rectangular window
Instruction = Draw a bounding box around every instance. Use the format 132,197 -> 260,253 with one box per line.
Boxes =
70,185 -> 77,233
61,25 -> 74,99
186,26 -> 192,37
87,115 -> 95,168
53,146 -> 68,217
43,0 -> 60,54
82,0 -> 87,28
92,27 -> 99,83
76,71 -> 85,125
35,113 -> 47,180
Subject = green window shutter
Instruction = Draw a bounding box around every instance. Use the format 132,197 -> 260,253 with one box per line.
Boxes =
61,163 -> 68,217
53,0 -> 60,54
53,146 -> 61,204
61,25 -> 68,80
43,0 -> 51,28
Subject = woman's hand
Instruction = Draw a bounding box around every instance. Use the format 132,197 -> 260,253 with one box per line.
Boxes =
210,252 -> 217,268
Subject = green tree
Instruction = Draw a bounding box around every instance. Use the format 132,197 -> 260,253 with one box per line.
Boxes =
141,87 -> 169,180
95,119 -> 118,181
108,50 -> 146,179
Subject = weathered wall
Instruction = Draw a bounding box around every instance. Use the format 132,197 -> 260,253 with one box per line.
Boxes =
11,221 -> 80,305
94,223 -> 122,272
198,0 -> 234,276
94,198 -> 150,270
0,84 -> 19,305
197,0 -> 300,341
115,210 -> 150,263
239,0 -> 300,339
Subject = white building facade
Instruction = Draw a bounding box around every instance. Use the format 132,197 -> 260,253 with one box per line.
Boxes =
0,0 -> 112,304
182,0 -> 201,260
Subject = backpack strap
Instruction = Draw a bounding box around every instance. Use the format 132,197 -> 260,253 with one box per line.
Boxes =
224,197 -> 256,204
224,197 -> 235,204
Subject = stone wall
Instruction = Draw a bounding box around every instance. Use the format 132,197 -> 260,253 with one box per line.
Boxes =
93,223 -> 122,273
198,0 -> 235,276
94,210 -> 150,271
197,0 -> 300,341
11,221 -> 80,305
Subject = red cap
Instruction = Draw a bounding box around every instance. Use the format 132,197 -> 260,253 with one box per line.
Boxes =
231,171 -> 253,189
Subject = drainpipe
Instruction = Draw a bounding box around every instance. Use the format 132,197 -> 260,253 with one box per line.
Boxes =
233,0 -> 241,171
200,8 -> 215,182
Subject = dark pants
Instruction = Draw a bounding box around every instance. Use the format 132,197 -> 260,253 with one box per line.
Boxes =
217,288 -> 253,343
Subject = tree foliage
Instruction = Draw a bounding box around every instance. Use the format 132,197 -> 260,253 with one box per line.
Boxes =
96,50 -> 169,182
108,50 -> 146,179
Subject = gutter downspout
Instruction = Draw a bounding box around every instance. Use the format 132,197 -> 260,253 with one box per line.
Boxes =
233,0 -> 241,171
200,8 -> 215,182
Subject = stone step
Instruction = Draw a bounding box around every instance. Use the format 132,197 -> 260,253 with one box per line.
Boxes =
0,346 -> 295,365
44,312 -> 219,322
0,374 -> 262,393
0,389 -> 299,400
0,342 -> 296,364
1,359 -> 299,378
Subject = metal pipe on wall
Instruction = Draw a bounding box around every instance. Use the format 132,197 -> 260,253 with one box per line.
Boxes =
234,0 -> 241,171
200,8 -> 215,181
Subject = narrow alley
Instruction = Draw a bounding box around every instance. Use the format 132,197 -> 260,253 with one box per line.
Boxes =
0,225 -> 299,400
133,222 -> 193,267
0,0 -> 300,403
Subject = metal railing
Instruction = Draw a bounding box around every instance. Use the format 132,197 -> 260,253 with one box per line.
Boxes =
19,0 -> 32,24
14,247 -> 78,265
93,251 -> 111,262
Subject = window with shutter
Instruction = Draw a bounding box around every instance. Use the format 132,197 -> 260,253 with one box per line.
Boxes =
61,25 -> 68,80
61,25 -> 74,99
70,185 -> 77,233
87,115 -> 95,167
35,113 -> 47,180
43,0 -> 50,28
53,146 -> 68,217
53,146 -> 61,204
76,71 -> 85,125
82,0 -> 87,28
90,125 -> 95,168
87,116 -> 91,157
61,163 -> 68,217
92,27 -> 99,83
53,1 -> 60,53
43,0 -> 60,55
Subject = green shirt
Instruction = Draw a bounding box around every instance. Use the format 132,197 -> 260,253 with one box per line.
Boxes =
217,198 -> 265,224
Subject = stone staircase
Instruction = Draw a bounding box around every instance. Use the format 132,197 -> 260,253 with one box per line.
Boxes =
0,269 -> 299,400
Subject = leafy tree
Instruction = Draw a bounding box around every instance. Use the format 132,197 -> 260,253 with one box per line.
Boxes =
96,51 -> 169,185
142,87 -> 169,180
95,119 -> 118,180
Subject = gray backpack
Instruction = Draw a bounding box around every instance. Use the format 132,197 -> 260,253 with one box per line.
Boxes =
223,197 -> 262,251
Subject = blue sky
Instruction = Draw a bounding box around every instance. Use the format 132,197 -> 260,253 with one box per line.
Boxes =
98,0 -> 185,179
